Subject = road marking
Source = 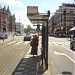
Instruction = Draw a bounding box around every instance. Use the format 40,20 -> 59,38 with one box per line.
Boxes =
49,41 -> 70,46
54,51 -> 75,63
56,42 -> 62,45
61,42 -> 70,45
16,41 -> 23,44
52,42 -> 59,45
7,41 -> 16,44
24,41 -> 29,44
48,42 -> 52,45
61,46 -> 75,54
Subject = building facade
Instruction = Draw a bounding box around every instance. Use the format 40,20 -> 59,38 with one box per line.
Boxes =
49,3 -> 75,37
0,5 -> 15,33
16,22 -> 24,35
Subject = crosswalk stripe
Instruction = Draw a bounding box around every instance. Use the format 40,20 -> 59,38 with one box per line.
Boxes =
16,41 -> 23,44
7,41 -> 16,44
49,42 -> 70,46
52,42 -> 59,45
61,42 -> 70,45
7,40 -> 70,46
24,41 -> 29,44
56,42 -> 62,45
48,42 -> 52,45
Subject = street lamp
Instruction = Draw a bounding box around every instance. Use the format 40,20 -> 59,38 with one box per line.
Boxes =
63,9 -> 67,37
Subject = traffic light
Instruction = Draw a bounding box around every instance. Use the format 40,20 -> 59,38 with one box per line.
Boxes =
47,10 -> 50,17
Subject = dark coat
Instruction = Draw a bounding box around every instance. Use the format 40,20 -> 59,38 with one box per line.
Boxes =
31,35 -> 38,55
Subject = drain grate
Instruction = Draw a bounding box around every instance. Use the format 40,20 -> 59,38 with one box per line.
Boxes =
62,71 -> 72,75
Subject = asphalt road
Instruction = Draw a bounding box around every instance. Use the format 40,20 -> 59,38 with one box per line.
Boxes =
48,37 -> 75,75
0,36 -> 75,75
0,35 -> 31,75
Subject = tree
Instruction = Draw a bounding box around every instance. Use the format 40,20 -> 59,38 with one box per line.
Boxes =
24,25 -> 32,33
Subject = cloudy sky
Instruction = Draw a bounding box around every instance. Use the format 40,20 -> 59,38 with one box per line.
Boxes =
0,0 -> 74,28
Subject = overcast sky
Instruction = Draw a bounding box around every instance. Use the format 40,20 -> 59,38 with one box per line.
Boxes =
0,0 -> 74,28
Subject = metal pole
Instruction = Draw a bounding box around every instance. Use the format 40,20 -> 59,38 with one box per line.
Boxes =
45,10 -> 50,69
46,19 -> 48,69
64,10 -> 67,37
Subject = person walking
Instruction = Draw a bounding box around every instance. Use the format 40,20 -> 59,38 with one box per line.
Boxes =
30,34 -> 39,57
3,34 -> 4,42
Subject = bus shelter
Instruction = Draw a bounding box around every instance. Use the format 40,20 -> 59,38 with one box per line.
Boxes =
27,6 -> 50,70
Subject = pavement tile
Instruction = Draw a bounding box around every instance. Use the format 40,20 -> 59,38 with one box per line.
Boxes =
29,71 -> 36,75
12,41 -> 51,75
17,67 -> 24,71
22,69 -> 30,74
14,71 -> 22,75
19,64 -> 26,67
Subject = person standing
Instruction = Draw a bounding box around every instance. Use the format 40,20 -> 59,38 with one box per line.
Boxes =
3,34 -> 4,42
71,34 -> 74,40
30,34 -> 39,57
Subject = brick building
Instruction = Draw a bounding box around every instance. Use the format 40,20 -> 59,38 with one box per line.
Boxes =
0,5 -> 15,33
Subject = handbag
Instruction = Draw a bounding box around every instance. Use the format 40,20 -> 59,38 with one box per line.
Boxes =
30,40 -> 33,46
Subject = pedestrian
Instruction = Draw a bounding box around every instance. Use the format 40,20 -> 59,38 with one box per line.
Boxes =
3,34 -> 4,42
71,34 -> 74,40
30,34 -> 39,57
12,34 -> 14,39
69,34 -> 71,40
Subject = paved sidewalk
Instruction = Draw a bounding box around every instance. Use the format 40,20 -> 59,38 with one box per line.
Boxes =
12,41 -> 51,75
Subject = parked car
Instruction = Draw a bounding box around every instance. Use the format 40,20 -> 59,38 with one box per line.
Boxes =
70,39 -> 75,50
24,33 -> 31,41
0,33 -> 8,39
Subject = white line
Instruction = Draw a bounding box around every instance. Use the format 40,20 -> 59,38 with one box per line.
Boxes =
54,51 -> 75,63
61,42 -> 70,45
61,42 -> 65,44
56,42 -> 62,45
61,46 -> 75,54
7,41 -> 16,44
48,42 -> 52,45
52,42 -> 59,45
49,41 -> 70,46
16,41 -> 23,44
24,41 -> 29,44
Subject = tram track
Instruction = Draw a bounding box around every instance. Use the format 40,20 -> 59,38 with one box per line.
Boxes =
0,39 -> 30,75
1,43 -> 30,75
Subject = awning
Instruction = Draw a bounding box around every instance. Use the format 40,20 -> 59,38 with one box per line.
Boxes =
69,26 -> 75,31
27,14 -> 49,25
27,6 -> 49,25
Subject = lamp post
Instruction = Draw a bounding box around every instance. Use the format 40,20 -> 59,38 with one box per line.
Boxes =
45,10 -> 50,69
63,9 -> 67,37
19,17 -> 20,34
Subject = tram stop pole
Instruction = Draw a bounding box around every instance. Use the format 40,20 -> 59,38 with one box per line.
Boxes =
46,10 -> 50,69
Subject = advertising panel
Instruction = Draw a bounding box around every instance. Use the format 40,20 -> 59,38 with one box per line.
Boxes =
27,6 -> 38,15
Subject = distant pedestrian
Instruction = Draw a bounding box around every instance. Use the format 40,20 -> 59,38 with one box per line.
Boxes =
12,34 -> 14,39
3,34 -> 4,42
71,34 -> 74,40
30,34 -> 39,57
69,34 -> 71,40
